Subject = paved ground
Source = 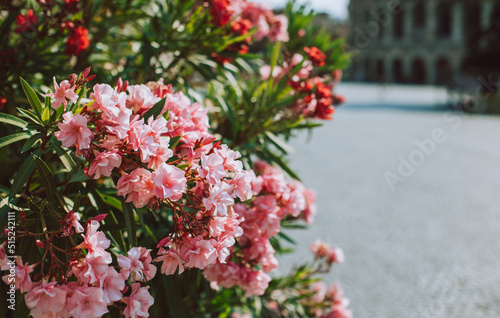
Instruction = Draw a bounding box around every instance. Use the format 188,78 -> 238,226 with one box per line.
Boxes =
276,83 -> 500,318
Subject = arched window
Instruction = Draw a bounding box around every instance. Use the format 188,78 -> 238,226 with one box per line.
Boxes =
412,2 -> 426,41
392,59 -> 404,83
411,59 -> 426,84
464,3 -> 481,40
393,5 -> 404,39
435,58 -> 452,85
437,2 -> 452,38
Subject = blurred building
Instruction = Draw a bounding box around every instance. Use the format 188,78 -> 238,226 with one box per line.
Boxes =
347,0 -> 500,86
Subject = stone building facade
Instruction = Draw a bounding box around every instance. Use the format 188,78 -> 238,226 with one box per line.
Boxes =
347,0 -> 500,85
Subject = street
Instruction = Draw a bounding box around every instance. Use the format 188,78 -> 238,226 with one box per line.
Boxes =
277,83 -> 500,318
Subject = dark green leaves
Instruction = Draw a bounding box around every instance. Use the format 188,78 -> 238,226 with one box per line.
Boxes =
0,113 -> 27,128
141,98 -> 166,121
9,150 -> 40,200
0,132 -> 31,149
20,77 -> 43,119
32,155 -> 56,201
121,199 -> 137,248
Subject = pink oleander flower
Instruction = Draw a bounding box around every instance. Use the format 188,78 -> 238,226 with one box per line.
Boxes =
117,168 -> 155,208
55,112 -> 93,150
202,182 -> 234,217
79,220 -> 111,251
147,138 -> 173,170
181,236 -> 218,269
90,83 -> 123,117
198,153 -> 226,184
151,163 -> 187,201
2,260 -> 33,293
215,144 -> 243,172
0,244 -> 10,270
303,188 -> 317,225
103,107 -> 132,139
72,249 -> 112,284
88,149 -> 122,179
229,170 -> 254,201
44,77 -> 78,109
127,119 -> 159,163
127,84 -> 161,115
98,267 -> 126,305
311,281 -> 327,303
123,283 -> 154,318
268,14 -> 289,42
118,247 -> 157,282
154,247 -> 185,275
67,285 -> 109,318
25,282 -> 68,318
259,65 -> 285,81
242,268 -> 271,297
62,210 -> 84,237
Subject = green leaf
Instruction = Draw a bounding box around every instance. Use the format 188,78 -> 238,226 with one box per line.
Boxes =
141,98 -> 165,121
32,155 -> 56,201
121,199 -> 137,247
9,149 -> 40,200
264,131 -> 295,155
260,148 -> 301,181
69,170 -> 89,183
0,113 -> 27,128
20,77 -> 43,119
0,132 -> 31,149
169,135 -> 181,149
18,108 -> 44,125
21,132 -> 43,153
51,139 -> 77,172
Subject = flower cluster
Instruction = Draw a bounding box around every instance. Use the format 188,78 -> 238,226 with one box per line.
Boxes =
260,47 -> 345,121
203,160 -> 316,296
14,2 -> 90,57
307,282 -> 353,318
207,0 -> 289,63
50,71 -> 255,277
1,220 -> 155,318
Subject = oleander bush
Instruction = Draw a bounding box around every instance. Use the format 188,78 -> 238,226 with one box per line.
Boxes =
0,1 -> 351,317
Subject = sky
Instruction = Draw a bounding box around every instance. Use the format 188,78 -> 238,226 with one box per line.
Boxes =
254,0 -> 350,20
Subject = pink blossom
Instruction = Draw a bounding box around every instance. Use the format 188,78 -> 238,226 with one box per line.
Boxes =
71,249 -> 112,284
25,282 -> 68,318
90,84 -> 122,117
303,188 -> 317,225
66,285 -> 109,318
117,168 -> 155,208
268,14 -> 289,42
62,210 -> 84,237
151,163 -> 187,201
203,261 -> 242,289
241,269 -> 271,297
88,150 -> 122,179
202,182 -> 234,217
2,260 -> 33,293
98,267 -> 126,305
209,216 -> 243,239
215,144 -> 243,172
126,84 -> 161,115
123,283 -> 154,318
103,107 -> 132,139
181,236 -> 218,269
311,282 -> 327,303
0,244 -> 10,270
55,112 -> 92,150
198,153 -> 226,184
127,120 -> 159,163
118,247 -> 157,282
147,138 -> 173,169
44,77 -> 78,109
154,248 -> 184,275
80,220 -> 110,252
229,170 -> 255,201
259,65 -> 284,81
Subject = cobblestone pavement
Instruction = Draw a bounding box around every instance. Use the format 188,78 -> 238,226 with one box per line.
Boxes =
276,84 -> 500,318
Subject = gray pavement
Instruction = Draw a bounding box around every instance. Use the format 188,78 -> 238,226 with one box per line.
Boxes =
276,83 -> 500,318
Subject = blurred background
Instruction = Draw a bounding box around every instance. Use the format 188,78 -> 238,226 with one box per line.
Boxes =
264,0 -> 500,317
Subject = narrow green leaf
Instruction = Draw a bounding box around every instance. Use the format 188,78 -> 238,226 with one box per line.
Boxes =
169,135 -> 181,149
9,149 -> 40,200
141,98 -> 165,121
0,132 -> 31,149
21,133 -> 42,153
18,108 -> 44,125
0,113 -> 27,128
69,170 -> 89,183
51,139 -> 77,171
260,148 -> 301,181
264,131 -> 295,155
121,199 -> 137,247
20,77 -> 43,119
32,155 -> 56,201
